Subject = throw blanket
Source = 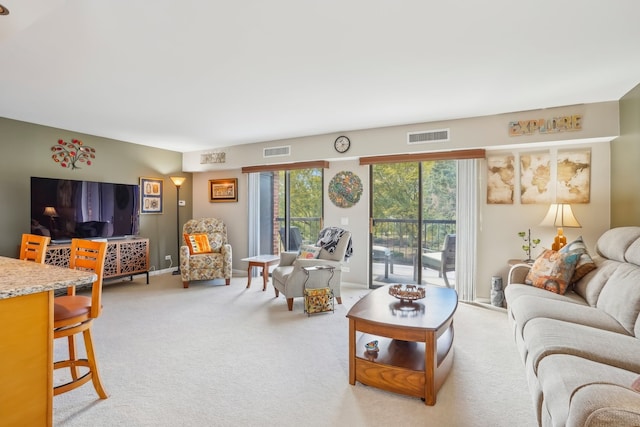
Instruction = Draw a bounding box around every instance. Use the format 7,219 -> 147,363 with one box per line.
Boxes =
316,227 -> 353,260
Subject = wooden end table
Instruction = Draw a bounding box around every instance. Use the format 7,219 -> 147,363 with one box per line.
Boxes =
241,255 -> 280,291
346,284 -> 458,405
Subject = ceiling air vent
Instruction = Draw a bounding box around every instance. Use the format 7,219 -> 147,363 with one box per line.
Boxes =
407,129 -> 450,145
263,145 -> 291,158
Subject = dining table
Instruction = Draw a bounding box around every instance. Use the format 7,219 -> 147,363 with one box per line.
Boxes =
0,256 -> 97,427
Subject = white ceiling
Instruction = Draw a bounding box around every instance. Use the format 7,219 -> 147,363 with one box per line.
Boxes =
1,1 -> 639,154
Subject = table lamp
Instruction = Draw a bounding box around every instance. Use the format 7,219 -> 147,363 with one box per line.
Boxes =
43,206 -> 58,231
539,203 -> 581,251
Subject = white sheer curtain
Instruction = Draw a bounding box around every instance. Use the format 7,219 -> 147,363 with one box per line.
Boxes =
455,159 -> 480,302
247,173 -> 260,257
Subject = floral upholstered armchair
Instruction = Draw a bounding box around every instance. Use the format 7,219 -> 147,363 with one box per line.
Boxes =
179,218 -> 232,288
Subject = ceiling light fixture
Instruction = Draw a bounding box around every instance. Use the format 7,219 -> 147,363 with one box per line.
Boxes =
0,4 -> 9,15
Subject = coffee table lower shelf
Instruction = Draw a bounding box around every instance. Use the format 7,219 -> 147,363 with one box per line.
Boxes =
351,325 -> 454,404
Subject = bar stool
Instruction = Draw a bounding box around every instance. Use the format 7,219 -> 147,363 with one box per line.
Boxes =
19,233 -> 51,263
53,239 -> 109,399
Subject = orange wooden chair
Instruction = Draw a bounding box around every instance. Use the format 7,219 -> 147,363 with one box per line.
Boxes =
19,233 -> 51,263
53,239 -> 109,399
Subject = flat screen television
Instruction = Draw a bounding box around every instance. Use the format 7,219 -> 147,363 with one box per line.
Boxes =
30,177 -> 140,243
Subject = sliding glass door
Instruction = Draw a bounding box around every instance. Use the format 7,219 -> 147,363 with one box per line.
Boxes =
369,160 -> 457,287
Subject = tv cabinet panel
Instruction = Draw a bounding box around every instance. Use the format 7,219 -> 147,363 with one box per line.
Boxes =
45,238 -> 149,284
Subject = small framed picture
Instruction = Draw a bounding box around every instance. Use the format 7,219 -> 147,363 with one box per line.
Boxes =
140,177 -> 164,214
209,178 -> 238,203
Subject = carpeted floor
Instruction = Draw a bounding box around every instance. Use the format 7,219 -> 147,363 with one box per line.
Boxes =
53,273 -> 536,426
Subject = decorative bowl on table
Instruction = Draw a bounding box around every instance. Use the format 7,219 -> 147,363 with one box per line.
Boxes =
388,284 -> 426,302
364,340 -> 379,352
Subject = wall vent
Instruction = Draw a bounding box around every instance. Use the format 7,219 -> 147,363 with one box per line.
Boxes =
407,129 -> 450,144
263,145 -> 291,158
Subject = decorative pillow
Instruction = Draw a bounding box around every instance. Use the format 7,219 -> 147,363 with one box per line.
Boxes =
524,249 -> 581,295
298,244 -> 321,259
184,233 -> 213,255
560,236 -> 597,283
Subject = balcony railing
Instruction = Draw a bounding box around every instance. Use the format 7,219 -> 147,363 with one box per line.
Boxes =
276,217 -> 455,265
372,218 -> 456,265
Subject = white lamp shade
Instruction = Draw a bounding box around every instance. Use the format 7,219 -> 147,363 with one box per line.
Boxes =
539,204 -> 581,228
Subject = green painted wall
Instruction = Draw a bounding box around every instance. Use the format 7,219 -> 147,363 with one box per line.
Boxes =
0,117 -> 192,273
612,84 -> 640,226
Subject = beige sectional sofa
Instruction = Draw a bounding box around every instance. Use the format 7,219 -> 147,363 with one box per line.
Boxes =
505,226 -> 640,427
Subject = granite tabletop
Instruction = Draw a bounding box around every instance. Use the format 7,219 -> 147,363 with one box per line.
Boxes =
0,256 -> 97,300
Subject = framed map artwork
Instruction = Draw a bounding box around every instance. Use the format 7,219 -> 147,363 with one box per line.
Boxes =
487,154 -> 515,204
557,150 -> 591,203
520,152 -> 551,204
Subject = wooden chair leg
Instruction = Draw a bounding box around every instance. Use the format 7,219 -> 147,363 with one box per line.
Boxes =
67,335 -> 79,380
183,281 -> 189,288
336,296 -> 342,305
286,298 -> 294,311
274,288 -> 279,297
83,329 -> 108,399
225,278 -> 230,285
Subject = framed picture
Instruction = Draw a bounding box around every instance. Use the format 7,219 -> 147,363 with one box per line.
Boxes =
209,178 -> 238,203
140,177 -> 164,214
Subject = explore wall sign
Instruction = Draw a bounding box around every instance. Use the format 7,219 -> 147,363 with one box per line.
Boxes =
508,114 -> 582,136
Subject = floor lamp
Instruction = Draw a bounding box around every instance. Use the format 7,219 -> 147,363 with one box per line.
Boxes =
170,176 -> 186,275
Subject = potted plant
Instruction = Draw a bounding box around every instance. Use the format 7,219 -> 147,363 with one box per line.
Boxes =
518,229 -> 541,263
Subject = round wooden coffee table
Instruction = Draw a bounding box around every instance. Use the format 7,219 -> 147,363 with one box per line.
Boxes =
346,284 -> 458,405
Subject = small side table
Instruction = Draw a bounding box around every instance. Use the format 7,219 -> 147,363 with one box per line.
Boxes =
241,255 -> 280,291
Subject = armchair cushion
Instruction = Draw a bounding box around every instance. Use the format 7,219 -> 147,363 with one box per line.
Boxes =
184,233 -> 213,255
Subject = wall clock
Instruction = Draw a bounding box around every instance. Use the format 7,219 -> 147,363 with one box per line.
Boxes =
334,136 -> 351,153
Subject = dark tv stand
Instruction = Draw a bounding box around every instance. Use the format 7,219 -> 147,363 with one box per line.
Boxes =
45,237 -> 150,284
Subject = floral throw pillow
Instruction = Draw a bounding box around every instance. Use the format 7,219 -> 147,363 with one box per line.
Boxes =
525,249 -> 581,294
560,236 -> 597,283
184,233 -> 213,255
298,244 -> 322,259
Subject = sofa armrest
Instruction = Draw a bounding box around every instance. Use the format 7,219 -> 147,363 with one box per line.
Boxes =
279,251 -> 298,266
508,263 -> 531,285
293,258 -> 342,269
567,383 -> 640,427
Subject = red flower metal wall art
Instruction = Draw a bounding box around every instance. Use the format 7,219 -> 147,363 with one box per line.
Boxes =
51,138 -> 96,169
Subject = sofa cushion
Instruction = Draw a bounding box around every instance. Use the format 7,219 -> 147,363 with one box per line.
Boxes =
523,317 -> 636,374
626,237 -> 640,266
572,258 -> 618,306
184,233 -> 213,255
560,236 -> 597,283
596,262 -> 640,335
595,226 -> 640,262
511,297 -> 624,352
525,249 -> 580,294
537,354 -> 640,427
